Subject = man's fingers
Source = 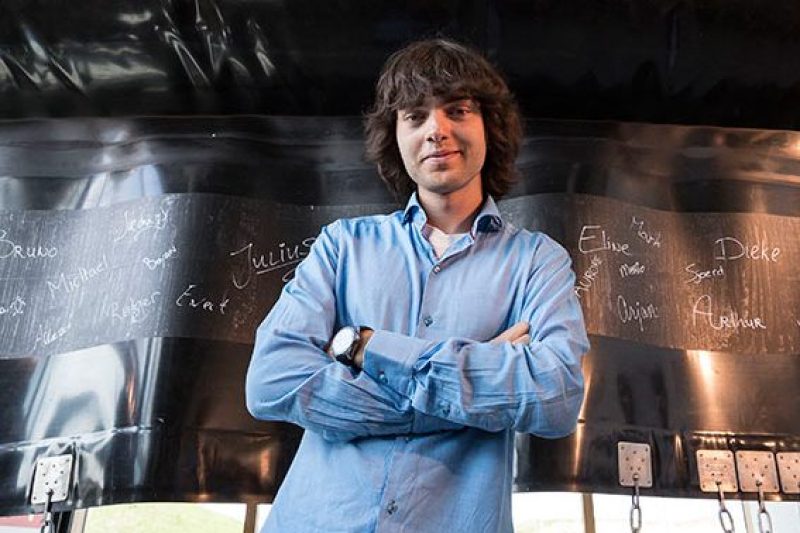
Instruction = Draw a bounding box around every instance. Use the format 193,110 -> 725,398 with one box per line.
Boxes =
512,334 -> 531,346
503,321 -> 529,339
489,325 -> 514,344
489,321 -> 529,344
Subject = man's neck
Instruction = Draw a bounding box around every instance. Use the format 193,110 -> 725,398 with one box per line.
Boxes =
417,186 -> 484,235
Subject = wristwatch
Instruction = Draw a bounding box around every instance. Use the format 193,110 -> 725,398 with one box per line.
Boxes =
330,326 -> 367,367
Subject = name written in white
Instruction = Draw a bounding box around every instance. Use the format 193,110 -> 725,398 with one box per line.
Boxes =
112,205 -> 170,242
229,238 -> 315,289
578,225 -> 632,256
175,284 -> 230,315
0,296 -> 26,317
691,295 -> 767,331
575,255 -> 602,300
33,323 -> 71,349
47,254 -> 109,299
714,236 -> 780,263
617,295 -> 659,332
630,216 -> 662,248
109,291 -> 161,325
0,229 -> 58,259
684,263 -> 725,285
143,245 -> 178,270
619,262 -> 646,278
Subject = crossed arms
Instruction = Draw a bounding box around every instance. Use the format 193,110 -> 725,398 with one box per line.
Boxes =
245,221 -> 589,442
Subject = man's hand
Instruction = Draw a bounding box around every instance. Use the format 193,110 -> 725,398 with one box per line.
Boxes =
489,321 -> 530,346
352,329 -> 373,368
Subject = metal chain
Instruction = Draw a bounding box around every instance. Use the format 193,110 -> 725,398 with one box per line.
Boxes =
629,473 -> 642,533
756,480 -> 773,533
715,481 -> 735,533
39,489 -> 54,533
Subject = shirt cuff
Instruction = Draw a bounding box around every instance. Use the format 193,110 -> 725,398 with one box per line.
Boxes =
362,329 -> 430,399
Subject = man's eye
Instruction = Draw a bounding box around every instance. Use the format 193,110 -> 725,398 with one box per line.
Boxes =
448,107 -> 471,118
403,112 -> 424,122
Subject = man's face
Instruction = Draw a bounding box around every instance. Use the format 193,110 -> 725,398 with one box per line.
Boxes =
396,96 -> 486,201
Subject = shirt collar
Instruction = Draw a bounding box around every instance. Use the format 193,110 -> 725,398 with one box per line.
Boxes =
402,192 -> 504,236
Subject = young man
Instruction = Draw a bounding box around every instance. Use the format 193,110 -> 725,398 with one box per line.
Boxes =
246,39 -> 589,533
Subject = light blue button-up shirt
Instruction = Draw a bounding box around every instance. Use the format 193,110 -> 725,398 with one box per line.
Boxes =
246,194 -> 588,533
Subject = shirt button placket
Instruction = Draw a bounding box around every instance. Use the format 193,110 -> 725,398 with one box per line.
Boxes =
419,260 -> 442,332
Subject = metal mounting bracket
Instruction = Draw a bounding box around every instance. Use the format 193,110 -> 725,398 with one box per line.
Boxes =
776,452 -> 800,494
618,441 -> 653,488
696,449 -> 738,492
735,451 -> 779,493
30,454 -> 73,505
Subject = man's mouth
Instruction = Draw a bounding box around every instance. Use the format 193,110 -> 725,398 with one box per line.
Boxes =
421,150 -> 460,163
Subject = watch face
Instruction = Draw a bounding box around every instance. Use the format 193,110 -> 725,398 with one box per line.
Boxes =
331,326 -> 358,355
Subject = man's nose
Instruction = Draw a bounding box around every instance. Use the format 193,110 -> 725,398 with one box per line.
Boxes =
425,109 -> 451,142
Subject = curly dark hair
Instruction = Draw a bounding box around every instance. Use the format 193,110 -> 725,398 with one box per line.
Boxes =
364,39 -> 523,202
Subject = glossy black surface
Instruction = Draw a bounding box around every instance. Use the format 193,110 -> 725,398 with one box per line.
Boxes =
1,1 -> 800,129
517,336 -> 800,500
0,339 -> 301,513
2,0 -> 800,518
1,116 -> 799,515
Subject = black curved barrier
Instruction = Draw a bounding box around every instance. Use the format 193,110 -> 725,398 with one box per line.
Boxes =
0,116 -> 799,516
1,1 -> 800,130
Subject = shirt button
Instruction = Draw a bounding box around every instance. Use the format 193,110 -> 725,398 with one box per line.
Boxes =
386,500 -> 398,515
433,265 -> 442,274
442,405 -> 451,416
423,316 -> 433,327
378,371 -> 388,384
